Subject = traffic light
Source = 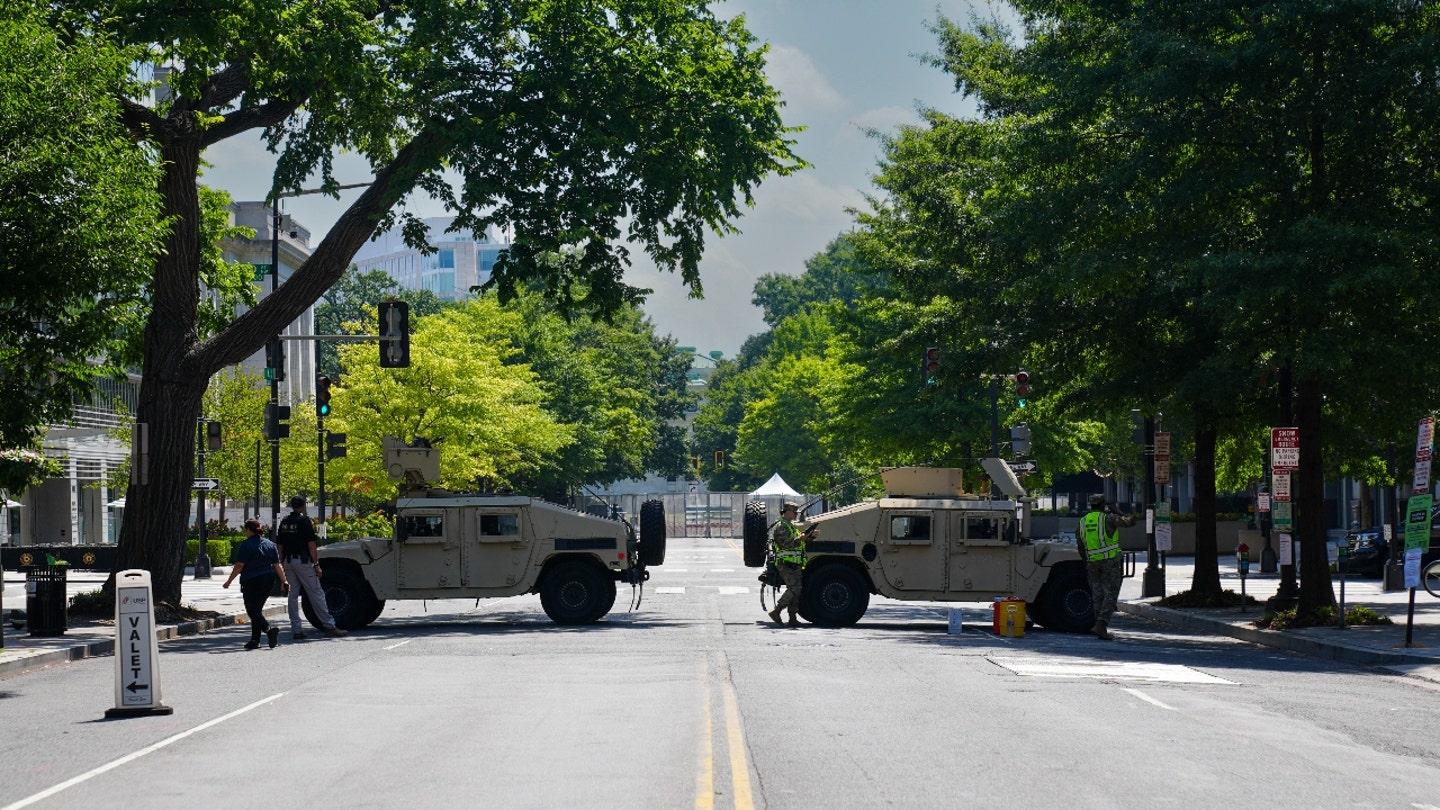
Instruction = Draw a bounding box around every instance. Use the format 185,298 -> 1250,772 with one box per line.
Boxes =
316,375 -> 332,418
326,432 -> 348,460
378,301 -> 411,368
263,402 -> 292,440
715,450 -> 726,470
264,338 -> 286,381
692,456 -> 701,475
205,421 -> 222,452
1015,369 -> 1030,408
923,346 -> 941,386
1010,422 -> 1031,455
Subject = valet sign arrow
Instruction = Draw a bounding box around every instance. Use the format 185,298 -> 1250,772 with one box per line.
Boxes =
106,569 -> 172,717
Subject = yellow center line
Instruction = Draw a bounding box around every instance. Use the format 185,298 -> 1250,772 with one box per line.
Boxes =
721,679 -> 756,810
696,661 -> 715,810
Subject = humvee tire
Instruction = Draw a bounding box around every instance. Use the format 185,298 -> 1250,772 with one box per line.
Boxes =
307,568 -> 383,631
742,501 -> 768,568
541,560 -> 617,625
639,499 -> 667,566
1032,564 -> 1093,633
797,563 -> 870,627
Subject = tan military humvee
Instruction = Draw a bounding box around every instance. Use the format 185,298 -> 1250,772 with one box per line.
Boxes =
305,438 -> 664,630
743,459 -> 1097,632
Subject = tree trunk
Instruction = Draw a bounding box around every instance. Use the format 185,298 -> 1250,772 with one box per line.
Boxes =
1296,374 -> 1336,616
1190,409 -> 1222,596
115,138 -> 208,605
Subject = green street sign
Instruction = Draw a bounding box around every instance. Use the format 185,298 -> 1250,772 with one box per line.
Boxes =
1273,501 -> 1293,529
252,263 -> 272,282
1405,494 -> 1432,550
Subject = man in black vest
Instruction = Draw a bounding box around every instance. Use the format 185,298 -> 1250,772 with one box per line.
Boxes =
276,495 -> 348,639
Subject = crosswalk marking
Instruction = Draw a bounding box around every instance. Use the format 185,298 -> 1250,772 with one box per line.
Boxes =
990,657 -> 1234,685
717,586 -> 749,595
652,586 -> 753,595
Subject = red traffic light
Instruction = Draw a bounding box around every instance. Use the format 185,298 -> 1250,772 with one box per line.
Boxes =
1015,369 -> 1030,395
924,346 -> 941,372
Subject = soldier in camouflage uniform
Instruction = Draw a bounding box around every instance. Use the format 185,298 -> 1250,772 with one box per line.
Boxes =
767,501 -> 815,628
1078,493 -> 1135,640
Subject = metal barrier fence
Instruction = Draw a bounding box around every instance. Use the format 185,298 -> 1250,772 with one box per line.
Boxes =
583,492 -> 818,539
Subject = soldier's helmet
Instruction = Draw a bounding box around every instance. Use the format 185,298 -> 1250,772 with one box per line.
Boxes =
782,501 -> 799,512
1088,493 -> 1106,507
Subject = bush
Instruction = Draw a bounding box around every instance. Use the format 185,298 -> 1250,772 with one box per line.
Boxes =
69,588 -> 110,616
1157,589 -> 1260,609
185,536 -> 235,566
325,511 -> 394,542
1256,604 -> 1393,630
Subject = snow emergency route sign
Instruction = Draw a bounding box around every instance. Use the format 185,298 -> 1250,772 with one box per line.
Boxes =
106,569 -> 172,717
1271,427 -> 1299,471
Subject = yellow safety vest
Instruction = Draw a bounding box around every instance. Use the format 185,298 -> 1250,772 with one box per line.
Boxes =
1080,511 -> 1121,562
775,519 -> 807,567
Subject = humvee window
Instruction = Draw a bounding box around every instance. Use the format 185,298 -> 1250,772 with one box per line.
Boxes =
890,515 -> 931,540
405,515 -> 444,537
480,514 -> 520,536
967,517 -> 999,539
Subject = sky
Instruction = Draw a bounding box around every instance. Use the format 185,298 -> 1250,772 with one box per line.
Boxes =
201,0 -> 989,359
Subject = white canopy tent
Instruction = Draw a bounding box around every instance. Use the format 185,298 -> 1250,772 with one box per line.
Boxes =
748,473 -> 809,517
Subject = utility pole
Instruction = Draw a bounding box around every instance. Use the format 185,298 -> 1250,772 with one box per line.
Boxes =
1141,414 -> 1165,597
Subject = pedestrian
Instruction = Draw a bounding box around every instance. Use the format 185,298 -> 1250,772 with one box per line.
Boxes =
223,518 -> 287,650
276,495 -> 348,639
767,501 -> 816,628
1078,493 -> 1135,640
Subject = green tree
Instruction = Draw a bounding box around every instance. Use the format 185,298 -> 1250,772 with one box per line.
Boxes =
328,298 -> 571,494
0,2 -> 165,447
37,0 -> 802,603
863,2 -> 1440,616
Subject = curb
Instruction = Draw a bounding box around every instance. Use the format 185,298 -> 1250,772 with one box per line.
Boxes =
1121,600 -> 1422,668
0,605 -> 287,681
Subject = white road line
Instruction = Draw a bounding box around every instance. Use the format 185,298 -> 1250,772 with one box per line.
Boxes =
2,693 -> 287,810
384,639 -> 412,651
656,587 -> 687,594
1122,688 -> 1177,711
709,568 -> 735,573
717,587 -> 750,595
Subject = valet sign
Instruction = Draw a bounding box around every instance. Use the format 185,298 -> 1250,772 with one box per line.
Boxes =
106,569 -> 172,718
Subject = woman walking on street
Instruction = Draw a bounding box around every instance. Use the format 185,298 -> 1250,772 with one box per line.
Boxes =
223,519 -> 288,650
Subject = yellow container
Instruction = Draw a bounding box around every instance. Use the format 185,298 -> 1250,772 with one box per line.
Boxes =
993,598 -> 1026,637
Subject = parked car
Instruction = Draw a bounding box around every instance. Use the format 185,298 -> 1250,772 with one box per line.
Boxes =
1341,527 -> 1388,577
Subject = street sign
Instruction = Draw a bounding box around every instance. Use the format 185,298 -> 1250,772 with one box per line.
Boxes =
1415,416 -> 1434,494
1007,459 -> 1039,474
1154,432 -> 1171,455
1272,501 -> 1292,529
1273,471 -> 1291,500
192,478 -> 220,491
1271,427 -> 1299,470
106,569 -> 172,717
1154,431 -> 1171,484
1257,493 -> 1271,513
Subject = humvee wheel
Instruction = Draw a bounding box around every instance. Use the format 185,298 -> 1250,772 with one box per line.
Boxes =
798,564 -> 870,627
742,501 -> 768,568
541,560 -> 616,625
639,499 -> 667,566
305,568 -> 382,631
1035,566 -> 1093,633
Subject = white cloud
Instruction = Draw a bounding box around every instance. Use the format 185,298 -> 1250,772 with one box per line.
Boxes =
765,44 -> 848,118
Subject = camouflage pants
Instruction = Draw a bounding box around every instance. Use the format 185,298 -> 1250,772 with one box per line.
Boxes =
773,562 -> 803,613
1086,556 -> 1123,623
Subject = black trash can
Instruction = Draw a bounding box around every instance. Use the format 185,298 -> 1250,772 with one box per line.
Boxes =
25,565 -> 67,636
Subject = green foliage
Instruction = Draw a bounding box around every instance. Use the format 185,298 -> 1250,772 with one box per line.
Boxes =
0,448 -> 63,496
325,511 -> 394,542
1157,590 -> 1259,609
68,589 -> 110,617
329,296 -> 571,492
0,1 -> 165,446
185,536 -> 235,567
1259,604 -> 1393,630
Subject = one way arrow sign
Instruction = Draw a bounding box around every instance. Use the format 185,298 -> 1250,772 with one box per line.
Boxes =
192,478 -> 220,491
1007,460 -> 1039,474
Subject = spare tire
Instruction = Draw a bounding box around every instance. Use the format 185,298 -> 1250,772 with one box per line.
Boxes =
639,499 -> 667,566
743,500 -> 768,568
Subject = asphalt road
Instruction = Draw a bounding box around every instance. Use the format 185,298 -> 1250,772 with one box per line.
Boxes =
3,537 -> 1440,809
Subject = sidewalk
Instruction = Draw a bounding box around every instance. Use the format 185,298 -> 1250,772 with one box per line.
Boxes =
0,567 -> 284,680
4,557 -> 1440,683
1119,556 -> 1440,684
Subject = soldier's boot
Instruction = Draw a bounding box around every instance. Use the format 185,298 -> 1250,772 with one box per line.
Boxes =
1091,620 -> 1113,640
768,607 -> 784,626
787,611 -> 801,628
